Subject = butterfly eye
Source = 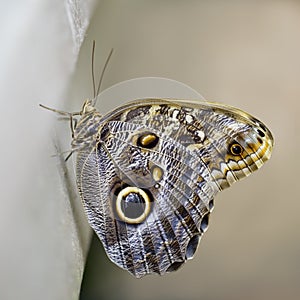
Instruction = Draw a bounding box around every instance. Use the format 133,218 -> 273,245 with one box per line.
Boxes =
137,132 -> 159,148
230,143 -> 243,155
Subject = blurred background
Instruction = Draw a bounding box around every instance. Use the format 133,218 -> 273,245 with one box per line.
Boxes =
1,1 -> 299,300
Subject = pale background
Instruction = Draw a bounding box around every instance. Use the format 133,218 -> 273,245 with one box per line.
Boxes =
0,1 -> 299,300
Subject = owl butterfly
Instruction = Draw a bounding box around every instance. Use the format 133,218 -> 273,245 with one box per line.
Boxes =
41,46 -> 273,278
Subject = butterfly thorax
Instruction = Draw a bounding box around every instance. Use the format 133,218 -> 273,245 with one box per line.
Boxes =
71,100 -> 102,152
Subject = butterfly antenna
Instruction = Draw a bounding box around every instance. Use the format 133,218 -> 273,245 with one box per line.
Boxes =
91,40 -> 96,98
91,43 -> 113,106
96,48 -> 114,97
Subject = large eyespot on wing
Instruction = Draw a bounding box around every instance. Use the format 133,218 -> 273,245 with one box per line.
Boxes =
99,118 -> 216,277
114,186 -> 153,225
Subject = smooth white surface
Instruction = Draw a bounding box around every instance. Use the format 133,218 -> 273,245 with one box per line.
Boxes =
0,1 -> 96,299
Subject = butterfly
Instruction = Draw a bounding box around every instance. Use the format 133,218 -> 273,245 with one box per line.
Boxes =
42,96 -> 273,278
41,44 -> 273,278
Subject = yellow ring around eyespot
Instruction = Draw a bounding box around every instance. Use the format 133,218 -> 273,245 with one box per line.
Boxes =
116,186 -> 151,224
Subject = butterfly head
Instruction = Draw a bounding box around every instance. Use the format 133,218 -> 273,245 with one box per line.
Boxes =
81,99 -> 97,115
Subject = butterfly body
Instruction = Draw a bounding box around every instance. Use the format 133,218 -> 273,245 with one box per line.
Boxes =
71,98 -> 273,278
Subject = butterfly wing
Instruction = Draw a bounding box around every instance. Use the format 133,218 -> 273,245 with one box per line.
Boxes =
75,99 -> 273,277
